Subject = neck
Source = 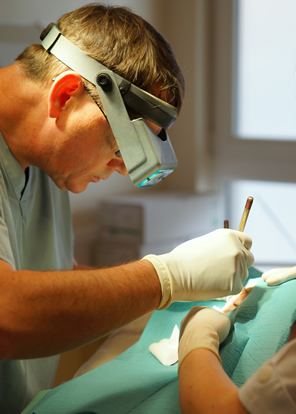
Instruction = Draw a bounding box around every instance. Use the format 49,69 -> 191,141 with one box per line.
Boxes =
0,65 -> 50,170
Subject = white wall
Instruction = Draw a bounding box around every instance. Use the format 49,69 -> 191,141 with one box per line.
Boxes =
0,0 -> 153,23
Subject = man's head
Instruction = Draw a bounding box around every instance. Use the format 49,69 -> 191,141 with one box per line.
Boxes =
15,4 -> 184,110
13,4 -> 184,192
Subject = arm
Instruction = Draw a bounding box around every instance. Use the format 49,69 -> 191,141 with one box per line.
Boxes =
178,312 -> 296,414
179,349 -> 248,414
0,259 -> 161,359
0,229 -> 253,360
178,307 -> 248,414
73,257 -> 93,270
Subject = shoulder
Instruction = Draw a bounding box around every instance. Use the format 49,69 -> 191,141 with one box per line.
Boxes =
239,340 -> 296,413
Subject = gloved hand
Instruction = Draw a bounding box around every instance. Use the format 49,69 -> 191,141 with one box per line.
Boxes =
262,266 -> 296,286
143,229 -> 254,309
178,306 -> 231,369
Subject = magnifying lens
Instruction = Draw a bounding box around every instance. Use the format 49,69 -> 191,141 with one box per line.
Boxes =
40,23 -> 178,187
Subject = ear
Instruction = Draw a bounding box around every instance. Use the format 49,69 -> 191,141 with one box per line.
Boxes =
48,71 -> 85,118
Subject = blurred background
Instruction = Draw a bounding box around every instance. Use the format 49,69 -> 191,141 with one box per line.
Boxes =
2,0 -> 296,384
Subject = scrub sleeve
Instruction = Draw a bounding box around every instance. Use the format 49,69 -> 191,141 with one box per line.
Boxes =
239,338 -> 296,413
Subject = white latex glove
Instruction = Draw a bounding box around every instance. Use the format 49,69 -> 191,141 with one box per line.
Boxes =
143,229 -> 254,309
178,306 -> 231,369
262,266 -> 296,286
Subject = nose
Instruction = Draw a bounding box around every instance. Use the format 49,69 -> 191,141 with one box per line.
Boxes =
107,157 -> 129,176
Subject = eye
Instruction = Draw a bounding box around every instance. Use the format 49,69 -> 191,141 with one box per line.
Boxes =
115,150 -> 121,158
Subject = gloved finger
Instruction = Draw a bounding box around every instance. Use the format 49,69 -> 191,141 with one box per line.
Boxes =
262,268 -> 289,286
262,268 -> 286,281
241,245 -> 255,268
234,231 -> 253,251
179,306 -> 206,339
182,307 -> 231,343
231,247 -> 254,295
231,264 -> 247,295
200,308 -> 231,343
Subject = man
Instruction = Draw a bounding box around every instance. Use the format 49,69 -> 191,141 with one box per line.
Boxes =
0,4 -> 254,412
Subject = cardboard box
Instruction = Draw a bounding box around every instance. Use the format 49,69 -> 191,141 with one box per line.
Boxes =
99,192 -> 224,245
93,238 -> 185,267
94,192 -> 225,267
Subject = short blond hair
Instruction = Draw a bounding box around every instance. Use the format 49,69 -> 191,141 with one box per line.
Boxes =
15,3 -> 184,110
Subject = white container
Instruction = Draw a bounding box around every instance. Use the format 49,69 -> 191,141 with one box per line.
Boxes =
99,191 -> 224,245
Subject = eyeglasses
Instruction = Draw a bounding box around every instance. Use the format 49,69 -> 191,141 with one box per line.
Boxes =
83,84 -> 121,158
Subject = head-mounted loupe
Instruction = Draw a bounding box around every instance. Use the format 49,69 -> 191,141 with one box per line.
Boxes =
40,23 -> 178,187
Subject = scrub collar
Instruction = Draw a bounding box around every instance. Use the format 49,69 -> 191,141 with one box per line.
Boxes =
0,132 -> 28,201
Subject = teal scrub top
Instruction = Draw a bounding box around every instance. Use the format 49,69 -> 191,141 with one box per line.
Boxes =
0,132 -> 74,413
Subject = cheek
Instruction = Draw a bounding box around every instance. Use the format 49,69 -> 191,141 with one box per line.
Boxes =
77,150 -> 106,172
61,107 -> 117,171
72,133 -> 113,168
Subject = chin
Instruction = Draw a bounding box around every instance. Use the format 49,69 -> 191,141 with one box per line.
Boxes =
67,182 -> 90,194
52,173 -> 94,193
55,179 -> 89,194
